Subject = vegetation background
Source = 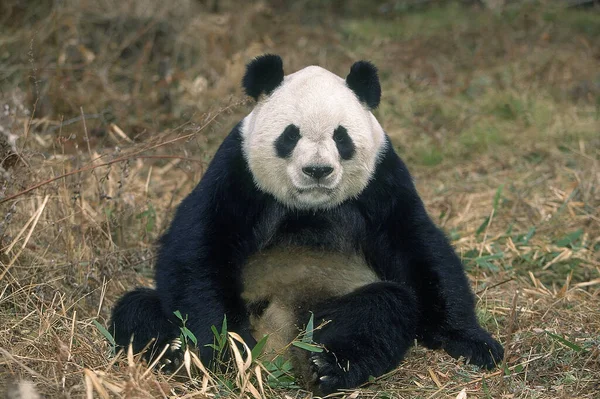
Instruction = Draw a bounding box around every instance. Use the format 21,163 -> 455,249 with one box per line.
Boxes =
0,0 -> 598,398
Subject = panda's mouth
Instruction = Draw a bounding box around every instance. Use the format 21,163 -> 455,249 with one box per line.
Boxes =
288,167 -> 342,205
296,186 -> 335,194
293,186 -> 337,207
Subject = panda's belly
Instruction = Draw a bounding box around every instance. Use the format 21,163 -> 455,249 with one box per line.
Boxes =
241,245 -> 379,355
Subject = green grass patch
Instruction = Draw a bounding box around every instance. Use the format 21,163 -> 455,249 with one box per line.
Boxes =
543,7 -> 600,37
341,2 -> 485,41
458,121 -> 505,155
416,146 -> 444,166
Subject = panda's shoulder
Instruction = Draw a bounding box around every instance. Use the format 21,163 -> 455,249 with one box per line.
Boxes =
366,136 -> 415,191
355,136 -> 421,215
188,123 -> 263,199
158,124 -> 267,244
203,123 -> 247,179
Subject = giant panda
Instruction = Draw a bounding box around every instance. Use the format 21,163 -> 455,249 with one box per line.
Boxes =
109,54 -> 504,395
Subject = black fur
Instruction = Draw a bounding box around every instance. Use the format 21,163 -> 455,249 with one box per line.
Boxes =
109,126 -> 503,393
345,61 -> 381,109
242,54 -> 284,100
274,124 -> 301,158
304,282 -> 417,395
111,287 -> 180,356
247,299 -> 270,317
333,125 -> 355,160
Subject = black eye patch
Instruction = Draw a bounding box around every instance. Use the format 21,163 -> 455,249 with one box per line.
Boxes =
247,298 -> 270,317
333,126 -> 355,160
274,124 -> 301,158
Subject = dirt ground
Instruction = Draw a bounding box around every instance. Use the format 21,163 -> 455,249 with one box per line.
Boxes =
1,1 -> 599,398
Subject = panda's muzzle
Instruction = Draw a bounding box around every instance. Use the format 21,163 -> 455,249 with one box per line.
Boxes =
302,165 -> 334,180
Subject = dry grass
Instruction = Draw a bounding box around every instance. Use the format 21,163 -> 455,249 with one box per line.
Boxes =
1,0 -> 599,398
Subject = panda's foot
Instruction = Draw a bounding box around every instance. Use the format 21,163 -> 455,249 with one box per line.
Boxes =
306,350 -> 358,396
442,329 -> 504,370
300,282 -> 417,395
153,338 -> 186,374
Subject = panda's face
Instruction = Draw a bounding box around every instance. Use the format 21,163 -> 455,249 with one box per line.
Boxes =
241,65 -> 386,209
271,122 -> 351,207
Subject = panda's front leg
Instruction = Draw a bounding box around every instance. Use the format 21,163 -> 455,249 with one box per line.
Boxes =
403,222 -> 505,370
300,281 -> 417,396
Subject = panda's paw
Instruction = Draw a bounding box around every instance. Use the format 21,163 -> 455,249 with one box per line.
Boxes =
308,350 -> 368,396
307,351 -> 352,396
443,330 -> 504,370
155,338 -> 186,374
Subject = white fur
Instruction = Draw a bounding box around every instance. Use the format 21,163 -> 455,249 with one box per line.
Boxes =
241,65 -> 387,209
242,246 -> 380,355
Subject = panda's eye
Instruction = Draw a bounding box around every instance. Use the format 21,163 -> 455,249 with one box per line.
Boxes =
275,124 -> 301,158
284,125 -> 301,141
333,126 -> 355,160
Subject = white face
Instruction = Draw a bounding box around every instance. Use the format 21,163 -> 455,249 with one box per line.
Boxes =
241,66 -> 387,209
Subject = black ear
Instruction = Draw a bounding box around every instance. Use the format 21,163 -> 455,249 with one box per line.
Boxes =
345,61 -> 381,109
242,54 -> 284,100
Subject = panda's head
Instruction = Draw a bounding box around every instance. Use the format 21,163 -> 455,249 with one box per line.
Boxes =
240,54 -> 387,210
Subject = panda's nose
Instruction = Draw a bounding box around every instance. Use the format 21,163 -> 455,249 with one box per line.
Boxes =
302,165 -> 334,179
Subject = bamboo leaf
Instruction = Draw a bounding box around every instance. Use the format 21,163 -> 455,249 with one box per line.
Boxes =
545,331 -> 584,352
291,341 -> 323,352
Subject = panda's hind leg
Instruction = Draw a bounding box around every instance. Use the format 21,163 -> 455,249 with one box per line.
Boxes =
109,288 -> 182,370
297,282 -> 417,396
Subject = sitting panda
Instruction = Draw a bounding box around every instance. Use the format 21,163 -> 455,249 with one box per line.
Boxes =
110,54 -> 504,395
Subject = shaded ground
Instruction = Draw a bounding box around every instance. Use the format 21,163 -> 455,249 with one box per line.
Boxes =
1,1 -> 599,398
